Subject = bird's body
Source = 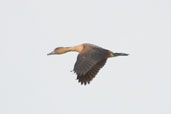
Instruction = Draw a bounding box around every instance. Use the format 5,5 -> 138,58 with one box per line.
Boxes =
48,43 -> 128,85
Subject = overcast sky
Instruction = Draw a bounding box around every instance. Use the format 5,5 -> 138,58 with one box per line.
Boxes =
0,0 -> 171,114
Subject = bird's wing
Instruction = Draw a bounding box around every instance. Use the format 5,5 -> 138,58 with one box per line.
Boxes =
73,48 -> 107,75
76,59 -> 107,85
73,53 -> 96,75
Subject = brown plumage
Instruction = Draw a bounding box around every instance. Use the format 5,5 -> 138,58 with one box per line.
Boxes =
47,43 -> 128,85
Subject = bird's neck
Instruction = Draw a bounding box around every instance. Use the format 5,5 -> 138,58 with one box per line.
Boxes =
59,47 -> 73,54
68,44 -> 84,53
57,46 -> 83,54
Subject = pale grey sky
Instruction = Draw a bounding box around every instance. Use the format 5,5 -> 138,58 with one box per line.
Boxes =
0,0 -> 171,114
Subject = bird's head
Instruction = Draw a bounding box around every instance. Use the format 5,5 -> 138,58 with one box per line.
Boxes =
47,47 -> 70,55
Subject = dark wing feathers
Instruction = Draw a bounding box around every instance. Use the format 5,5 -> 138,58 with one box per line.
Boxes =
74,48 -> 108,75
76,59 -> 107,85
74,53 -> 96,75
73,47 -> 109,85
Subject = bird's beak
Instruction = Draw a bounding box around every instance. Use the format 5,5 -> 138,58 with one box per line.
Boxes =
47,51 -> 55,56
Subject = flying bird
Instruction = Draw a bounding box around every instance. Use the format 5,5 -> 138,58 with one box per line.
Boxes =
47,43 -> 128,85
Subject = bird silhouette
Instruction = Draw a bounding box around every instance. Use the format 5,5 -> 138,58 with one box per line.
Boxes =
47,43 -> 128,85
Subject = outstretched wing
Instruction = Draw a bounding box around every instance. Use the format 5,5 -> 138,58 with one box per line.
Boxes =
73,48 -> 108,76
76,59 -> 107,85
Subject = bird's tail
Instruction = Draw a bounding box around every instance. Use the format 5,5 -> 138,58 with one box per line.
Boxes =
114,53 -> 129,56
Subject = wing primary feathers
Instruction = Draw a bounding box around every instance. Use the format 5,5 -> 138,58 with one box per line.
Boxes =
76,59 -> 107,85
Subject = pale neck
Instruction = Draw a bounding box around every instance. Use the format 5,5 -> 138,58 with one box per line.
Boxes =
62,47 -> 72,53
68,44 -> 84,53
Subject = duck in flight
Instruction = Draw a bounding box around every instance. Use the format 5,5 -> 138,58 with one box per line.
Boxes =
47,43 -> 128,85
